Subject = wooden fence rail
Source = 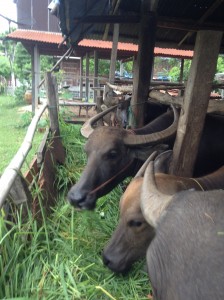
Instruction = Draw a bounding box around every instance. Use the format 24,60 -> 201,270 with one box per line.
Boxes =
0,103 -> 48,209
0,72 -> 66,213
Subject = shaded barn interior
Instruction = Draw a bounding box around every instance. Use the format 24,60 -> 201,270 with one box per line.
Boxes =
55,0 -> 224,177
7,0 -> 224,178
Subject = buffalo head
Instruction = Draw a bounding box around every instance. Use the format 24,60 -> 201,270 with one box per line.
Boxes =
67,105 -> 179,210
102,150 -> 224,273
102,152 -> 158,274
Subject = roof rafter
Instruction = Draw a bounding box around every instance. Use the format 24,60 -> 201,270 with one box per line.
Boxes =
178,0 -> 224,46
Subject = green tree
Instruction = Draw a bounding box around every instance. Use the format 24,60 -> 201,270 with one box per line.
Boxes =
14,42 -> 31,86
0,29 -> 17,86
168,59 -> 191,82
0,56 -> 11,80
216,56 -> 224,73
82,58 -> 120,77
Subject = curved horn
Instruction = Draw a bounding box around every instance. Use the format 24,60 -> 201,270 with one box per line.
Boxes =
134,151 -> 158,178
80,104 -> 118,138
140,161 -> 172,227
124,105 -> 179,146
154,150 -> 173,174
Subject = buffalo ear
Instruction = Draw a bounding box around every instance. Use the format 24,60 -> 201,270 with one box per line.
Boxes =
154,150 -> 173,174
130,144 -> 168,161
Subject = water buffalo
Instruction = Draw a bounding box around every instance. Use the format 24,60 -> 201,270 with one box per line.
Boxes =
141,163 -> 224,300
101,98 -> 131,128
68,102 -> 224,210
68,106 -> 178,209
102,151 -> 224,274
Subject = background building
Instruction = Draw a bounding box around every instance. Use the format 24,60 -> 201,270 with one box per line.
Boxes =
16,0 -> 59,32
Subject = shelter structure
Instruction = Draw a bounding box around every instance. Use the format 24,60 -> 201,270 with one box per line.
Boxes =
53,0 -> 224,177
7,29 -> 193,105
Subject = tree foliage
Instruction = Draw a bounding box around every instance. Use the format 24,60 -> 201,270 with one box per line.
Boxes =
216,56 -> 224,73
0,56 -> 11,80
168,59 -> 191,82
14,42 -> 31,85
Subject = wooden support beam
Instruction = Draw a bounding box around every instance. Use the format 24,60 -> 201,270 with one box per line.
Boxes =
94,50 -> 99,103
157,17 -> 224,32
179,58 -> 185,96
131,0 -> 157,128
149,90 -> 224,114
170,30 -> 223,177
109,23 -> 119,83
103,0 -> 122,40
80,57 -> 83,100
178,0 -> 224,46
73,14 -> 224,31
31,44 -> 40,113
103,23 -> 119,107
74,14 -> 140,24
45,72 -> 60,136
85,53 -> 89,101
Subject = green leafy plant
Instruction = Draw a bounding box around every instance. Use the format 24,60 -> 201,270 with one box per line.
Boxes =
37,118 -> 48,129
15,111 -> 33,128
13,85 -> 27,104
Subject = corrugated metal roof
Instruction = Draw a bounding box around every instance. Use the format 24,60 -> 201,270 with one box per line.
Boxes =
7,29 -> 194,59
7,29 -> 62,44
56,0 -> 224,51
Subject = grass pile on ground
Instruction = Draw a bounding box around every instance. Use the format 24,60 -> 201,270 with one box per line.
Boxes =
0,119 -> 151,299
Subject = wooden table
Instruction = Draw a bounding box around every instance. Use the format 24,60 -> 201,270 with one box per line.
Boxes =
59,100 -> 96,117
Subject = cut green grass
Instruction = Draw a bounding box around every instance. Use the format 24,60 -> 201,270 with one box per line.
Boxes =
0,115 -> 152,299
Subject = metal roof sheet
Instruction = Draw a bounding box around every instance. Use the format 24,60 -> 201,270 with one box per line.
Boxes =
7,29 -> 194,59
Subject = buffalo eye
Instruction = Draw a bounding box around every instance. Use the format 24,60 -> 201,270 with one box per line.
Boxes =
107,150 -> 118,159
128,220 -> 143,227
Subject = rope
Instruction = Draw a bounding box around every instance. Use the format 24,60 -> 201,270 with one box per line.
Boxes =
128,101 -> 147,127
89,159 -> 134,195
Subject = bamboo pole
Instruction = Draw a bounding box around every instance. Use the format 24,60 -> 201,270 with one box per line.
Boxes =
38,46 -> 73,88
0,103 -> 48,209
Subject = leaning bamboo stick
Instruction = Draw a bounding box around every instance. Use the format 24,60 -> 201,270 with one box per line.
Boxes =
0,103 -> 48,209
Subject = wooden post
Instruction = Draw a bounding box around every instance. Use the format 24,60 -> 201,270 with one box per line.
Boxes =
94,50 -> 99,103
130,1 -> 157,128
80,57 -> 83,100
120,61 -> 124,78
85,53 -> 89,102
179,58 -> 185,96
109,23 -> 119,83
45,72 -> 60,136
103,23 -> 119,107
170,30 -> 223,177
31,44 -> 40,113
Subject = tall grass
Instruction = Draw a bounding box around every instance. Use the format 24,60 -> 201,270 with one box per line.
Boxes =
0,118 -> 151,299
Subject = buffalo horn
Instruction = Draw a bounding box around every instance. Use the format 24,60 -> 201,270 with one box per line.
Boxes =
140,161 -> 172,227
124,105 -> 179,146
80,104 -> 118,138
134,151 -> 158,178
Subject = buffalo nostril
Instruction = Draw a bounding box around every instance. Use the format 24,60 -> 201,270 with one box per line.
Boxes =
67,190 -> 85,206
102,253 -> 111,267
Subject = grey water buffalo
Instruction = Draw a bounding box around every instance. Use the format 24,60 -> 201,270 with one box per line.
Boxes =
141,163 -> 224,300
102,151 -> 224,274
101,99 -> 131,128
68,106 -> 178,209
68,101 -> 224,210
